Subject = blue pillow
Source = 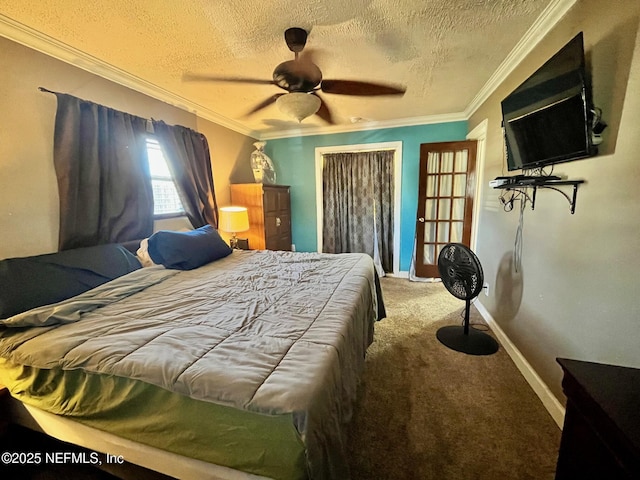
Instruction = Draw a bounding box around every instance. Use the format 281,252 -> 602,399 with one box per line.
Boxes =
147,225 -> 232,270
0,244 -> 142,319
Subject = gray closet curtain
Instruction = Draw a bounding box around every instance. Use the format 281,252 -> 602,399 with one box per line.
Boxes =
52,93 -> 153,250
152,120 -> 219,228
322,150 -> 394,273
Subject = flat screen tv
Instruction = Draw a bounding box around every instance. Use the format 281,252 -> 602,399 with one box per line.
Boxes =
501,32 -> 597,171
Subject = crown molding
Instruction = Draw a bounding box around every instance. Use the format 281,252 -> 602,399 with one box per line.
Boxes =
2,0 -> 576,140
464,0 -> 578,118
0,14 -> 258,138
259,111 -> 467,140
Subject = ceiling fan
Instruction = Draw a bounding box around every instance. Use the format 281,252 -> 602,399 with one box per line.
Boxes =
183,27 -> 406,124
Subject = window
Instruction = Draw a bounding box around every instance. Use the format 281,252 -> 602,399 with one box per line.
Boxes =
146,138 -> 185,217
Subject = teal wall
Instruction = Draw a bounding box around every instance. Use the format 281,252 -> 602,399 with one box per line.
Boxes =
265,121 -> 468,271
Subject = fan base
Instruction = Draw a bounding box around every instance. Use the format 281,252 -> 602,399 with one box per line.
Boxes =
436,325 -> 499,356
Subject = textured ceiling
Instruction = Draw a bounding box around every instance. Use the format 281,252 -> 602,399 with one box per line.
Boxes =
0,0 -> 555,136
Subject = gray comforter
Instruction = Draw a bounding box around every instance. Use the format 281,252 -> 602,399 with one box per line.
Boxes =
0,250 -> 379,479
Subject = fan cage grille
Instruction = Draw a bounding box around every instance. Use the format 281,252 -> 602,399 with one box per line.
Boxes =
438,243 -> 484,300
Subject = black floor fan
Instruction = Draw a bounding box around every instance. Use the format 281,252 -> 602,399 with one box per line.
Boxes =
436,243 -> 499,356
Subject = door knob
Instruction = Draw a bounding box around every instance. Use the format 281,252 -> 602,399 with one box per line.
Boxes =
276,217 -> 281,227
418,217 -> 425,222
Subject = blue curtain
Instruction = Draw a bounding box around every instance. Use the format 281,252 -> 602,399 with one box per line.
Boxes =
152,120 -> 219,229
52,93 -> 153,250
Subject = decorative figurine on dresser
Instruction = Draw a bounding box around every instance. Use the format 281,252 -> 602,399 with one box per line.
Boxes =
250,141 -> 277,184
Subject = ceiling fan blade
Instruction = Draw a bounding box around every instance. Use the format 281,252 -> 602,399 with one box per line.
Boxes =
321,79 -> 406,96
313,94 -> 334,124
243,94 -> 285,117
182,73 -> 274,85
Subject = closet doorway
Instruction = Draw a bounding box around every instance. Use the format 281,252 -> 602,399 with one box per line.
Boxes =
315,142 -> 402,275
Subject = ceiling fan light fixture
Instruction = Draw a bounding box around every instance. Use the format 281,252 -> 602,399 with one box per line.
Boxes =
276,92 -> 321,122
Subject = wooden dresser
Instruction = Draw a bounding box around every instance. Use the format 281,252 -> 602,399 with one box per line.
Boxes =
555,358 -> 640,480
230,184 -> 292,251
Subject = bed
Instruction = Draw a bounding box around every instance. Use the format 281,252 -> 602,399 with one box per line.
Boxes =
0,226 -> 384,480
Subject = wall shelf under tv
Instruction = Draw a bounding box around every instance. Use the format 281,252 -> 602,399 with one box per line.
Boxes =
492,179 -> 585,214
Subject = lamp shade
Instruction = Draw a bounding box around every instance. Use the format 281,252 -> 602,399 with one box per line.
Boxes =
276,92 -> 321,122
218,206 -> 249,233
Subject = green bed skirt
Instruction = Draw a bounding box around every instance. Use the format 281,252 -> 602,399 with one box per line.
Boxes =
0,358 -> 307,479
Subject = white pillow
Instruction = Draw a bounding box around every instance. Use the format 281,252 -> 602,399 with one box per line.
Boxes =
136,238 -> 158,267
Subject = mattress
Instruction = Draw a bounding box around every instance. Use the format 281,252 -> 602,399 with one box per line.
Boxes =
0,250 -> 379,479
0,357 -> 306,478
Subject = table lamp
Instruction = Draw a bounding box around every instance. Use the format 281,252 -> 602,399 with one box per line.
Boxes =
218,206 -> 249,249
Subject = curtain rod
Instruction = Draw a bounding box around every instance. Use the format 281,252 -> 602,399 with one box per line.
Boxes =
37,87 -> 165,134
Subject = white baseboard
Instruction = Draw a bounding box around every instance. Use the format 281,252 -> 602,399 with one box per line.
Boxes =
474,300 -> 566,429
390,271 -> 409,278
